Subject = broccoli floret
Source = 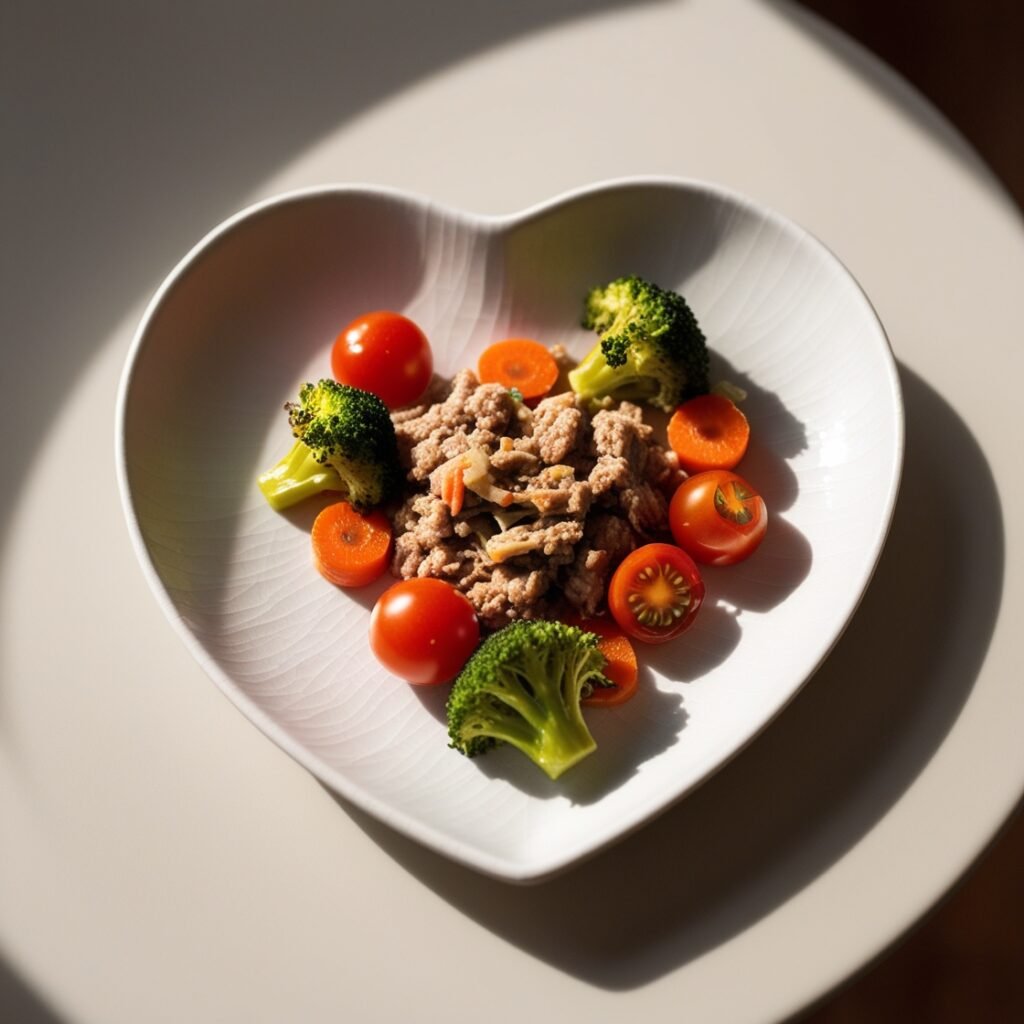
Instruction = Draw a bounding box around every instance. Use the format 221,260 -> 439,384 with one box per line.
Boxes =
446,619 -> 610,780
258,379 -> 402,511
568,275 -> 710,411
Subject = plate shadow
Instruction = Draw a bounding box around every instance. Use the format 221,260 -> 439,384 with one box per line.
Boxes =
337,363 -> 1003,989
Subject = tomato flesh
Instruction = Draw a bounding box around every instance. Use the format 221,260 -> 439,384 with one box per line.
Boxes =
331,310 -> 433,409
669,470 -> 768,566
369,578 -> 479,685
608,543 -> 704,645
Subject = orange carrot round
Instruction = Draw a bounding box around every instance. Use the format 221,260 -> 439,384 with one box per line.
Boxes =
311,501 -> 392,588
565,614 -> 639,706
478,338 -> 559,401
667,393 -> 750,473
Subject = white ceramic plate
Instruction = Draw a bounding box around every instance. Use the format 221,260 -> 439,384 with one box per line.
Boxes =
116,177 -> 903,882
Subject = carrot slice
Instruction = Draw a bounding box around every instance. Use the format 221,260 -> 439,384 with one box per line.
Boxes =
667,393 -> 750,473
565,614 -> 639,706
311,501 -> 392,588
449,466 -> 466,516
447,462 -> 466,516
478,338 -> 560,401
438,460 -> 467,516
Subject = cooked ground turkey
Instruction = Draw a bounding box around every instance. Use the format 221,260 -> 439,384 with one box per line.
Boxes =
389,368 -> 684,629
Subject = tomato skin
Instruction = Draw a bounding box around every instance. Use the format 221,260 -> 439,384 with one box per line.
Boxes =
669,470 -> 768,566
369,579 -> 479,685
608,543 -> 705,645
331,311 -> 433,409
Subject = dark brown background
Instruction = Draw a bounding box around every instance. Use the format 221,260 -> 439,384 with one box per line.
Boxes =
794,6 -> 1023,1020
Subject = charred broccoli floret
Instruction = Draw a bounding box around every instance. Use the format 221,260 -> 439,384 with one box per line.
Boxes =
258,379 -> 402,511
568,275 -> 709,411
446,619 -> 610,780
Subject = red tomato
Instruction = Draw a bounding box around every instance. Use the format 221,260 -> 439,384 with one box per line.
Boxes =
669,470 -> 768,566
369,578 -> 479,685
331,311 -> 433,409
608,543 -> 705,645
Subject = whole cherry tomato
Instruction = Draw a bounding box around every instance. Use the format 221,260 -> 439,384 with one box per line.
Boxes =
607,543 -> 705,645
669,470 -> 768,566
369,578 -> 479,685
331,310 -> 432,409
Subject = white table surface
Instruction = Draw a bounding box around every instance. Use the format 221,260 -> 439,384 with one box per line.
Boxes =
3,1 -> 1022,1021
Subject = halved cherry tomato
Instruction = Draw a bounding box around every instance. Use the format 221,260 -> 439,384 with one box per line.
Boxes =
331,310 -> 432,409
608,543 -> 705,645
669,470 -> 768,566
369,578 -> 480,686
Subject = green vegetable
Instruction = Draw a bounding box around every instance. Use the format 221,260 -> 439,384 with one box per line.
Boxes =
568,274 -> 710,412
258,379 -> 402,511
446,619 -> 610,780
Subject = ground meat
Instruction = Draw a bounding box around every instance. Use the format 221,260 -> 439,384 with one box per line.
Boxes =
405,493 -> 455,543
489,447 -> 541,477
392,369 -> 481,457
645,443 -> 685,494
388,368 -> 676,628
526,480 -> 592,517
584,510 -> 638,561
487,517 -> 584,562
620,481 -> 669,535
555,512 -> 640,617
528,392 -> 586,465
590,402 -> 653,469
392,531 -> 464,581
397,373 -> 524,481
467,565 -> 557,630
464,382 -> 516,434
558,548 -> 610,619
587,454 -> 631,497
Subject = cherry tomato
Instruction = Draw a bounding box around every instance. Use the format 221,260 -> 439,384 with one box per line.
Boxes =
608,543 -> 705,645
331,311 -> 432,409
669,470 -> 768,566
369,578 -> 479,685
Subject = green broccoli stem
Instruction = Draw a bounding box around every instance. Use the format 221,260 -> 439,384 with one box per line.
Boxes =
257,439 -> 348,511
568,346 -> 656,403
527,703 -> 597,780
490,658 -> 598,780
479,700 -> 595,780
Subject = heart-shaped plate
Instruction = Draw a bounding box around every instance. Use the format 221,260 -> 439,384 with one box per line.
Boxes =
116,178 -> 903,882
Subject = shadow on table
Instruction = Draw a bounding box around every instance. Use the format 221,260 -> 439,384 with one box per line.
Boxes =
342,362 -> 1004,988
0,954 -> 64,1024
